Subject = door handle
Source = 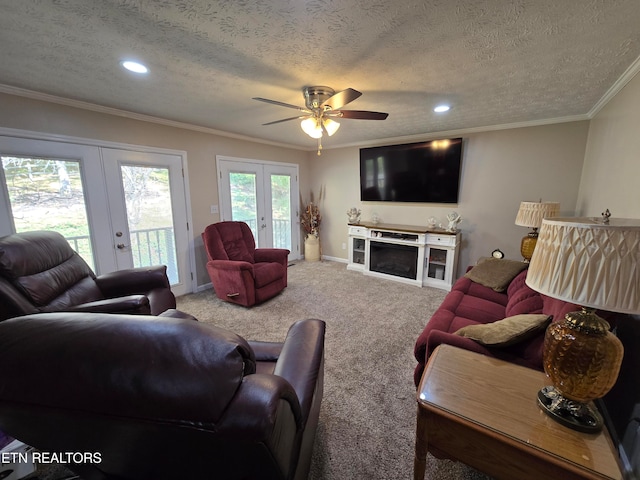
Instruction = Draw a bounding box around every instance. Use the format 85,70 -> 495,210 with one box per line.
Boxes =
116,243 -> 128,249
261,224 -> 267,229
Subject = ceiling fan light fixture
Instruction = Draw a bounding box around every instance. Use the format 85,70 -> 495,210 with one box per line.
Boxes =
256,86 -> 387,150
323,118 -> 340,136
301,117 -> 323,139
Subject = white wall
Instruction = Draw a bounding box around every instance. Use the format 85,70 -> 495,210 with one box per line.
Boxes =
577,72 -> 640,218
309,122 -> 590,276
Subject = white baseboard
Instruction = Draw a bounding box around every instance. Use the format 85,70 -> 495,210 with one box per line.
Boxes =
322,255 -> 348,263
195,282 -> 213,293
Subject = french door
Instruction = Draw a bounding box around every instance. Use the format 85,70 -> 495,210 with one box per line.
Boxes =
217,156 -> 299,260
101,148 -> 190,294
0,136 -> 192,296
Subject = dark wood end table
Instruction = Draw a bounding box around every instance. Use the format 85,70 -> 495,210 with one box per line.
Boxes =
414,345 -> 622,480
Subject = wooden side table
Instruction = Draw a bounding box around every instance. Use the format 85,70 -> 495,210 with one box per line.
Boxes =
414,345 -> 623,480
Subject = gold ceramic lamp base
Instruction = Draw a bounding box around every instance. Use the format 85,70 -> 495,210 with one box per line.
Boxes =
520,229 -> 538,262
539,308 -> 623,433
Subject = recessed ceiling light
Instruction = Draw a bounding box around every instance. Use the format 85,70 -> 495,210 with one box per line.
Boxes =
121,60 -> 148,74
434,105 -> 451,113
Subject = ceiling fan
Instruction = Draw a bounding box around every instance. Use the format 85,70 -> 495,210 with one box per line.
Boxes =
253,86 -> 389,155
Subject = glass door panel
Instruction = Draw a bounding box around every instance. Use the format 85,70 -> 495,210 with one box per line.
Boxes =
427,247 -> 448,280
270,174 -> 291,250
102,148 -> 191,296
120,165 -> 178,285
263,162 -> 298,259
352,237 -> 365,265
1,155 -> 95,270
229,171 -> 260,243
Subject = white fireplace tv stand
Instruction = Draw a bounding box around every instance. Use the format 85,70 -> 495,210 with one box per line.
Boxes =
347,222 -> 461,291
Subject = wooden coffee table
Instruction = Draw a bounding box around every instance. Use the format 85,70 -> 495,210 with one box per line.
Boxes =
414,345 -> 622,480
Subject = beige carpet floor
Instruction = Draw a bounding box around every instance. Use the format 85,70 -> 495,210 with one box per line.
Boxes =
176,260 -> 493,480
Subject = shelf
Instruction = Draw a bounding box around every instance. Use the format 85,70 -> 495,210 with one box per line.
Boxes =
350,222 -> 456,236
428,260 -> 446,266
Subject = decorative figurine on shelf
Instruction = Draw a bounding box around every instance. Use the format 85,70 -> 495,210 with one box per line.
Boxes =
426,216 -> 437,229
347,207 -> 361,224
445,211 -> 462,232
371,213 -> 381,225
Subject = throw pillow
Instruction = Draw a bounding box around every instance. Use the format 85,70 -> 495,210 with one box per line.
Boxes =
454,314 -> 552,347
464,257 -> 528,292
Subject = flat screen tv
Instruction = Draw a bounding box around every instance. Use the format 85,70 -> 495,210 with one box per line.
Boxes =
359,138 -> 463,203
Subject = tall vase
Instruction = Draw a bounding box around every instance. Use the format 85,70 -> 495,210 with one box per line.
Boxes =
304,234 -> 320,262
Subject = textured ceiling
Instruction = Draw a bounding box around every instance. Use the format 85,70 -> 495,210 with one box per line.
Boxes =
1,0 -> 640,151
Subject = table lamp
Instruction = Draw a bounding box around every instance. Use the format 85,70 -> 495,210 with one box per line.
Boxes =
515,201 -> 560,262
526,213 -> 640,432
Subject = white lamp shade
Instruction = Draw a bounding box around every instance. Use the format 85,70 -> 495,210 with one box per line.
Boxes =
301,117 -> 323,138
515,201 -> 560,228
323,118 -> 340,136
526,217 -> 640,314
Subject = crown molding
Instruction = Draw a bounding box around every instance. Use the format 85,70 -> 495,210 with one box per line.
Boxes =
0,84 -> 307,151
0,83 -> 603,154
331,114 -> 591,151
588,53 -> 640,118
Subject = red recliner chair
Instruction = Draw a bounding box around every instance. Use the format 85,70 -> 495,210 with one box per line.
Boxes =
202,222 -> 290,307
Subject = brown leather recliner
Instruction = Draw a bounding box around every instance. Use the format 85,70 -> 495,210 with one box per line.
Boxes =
0,230 -> 176,321
0,310 -> 326,480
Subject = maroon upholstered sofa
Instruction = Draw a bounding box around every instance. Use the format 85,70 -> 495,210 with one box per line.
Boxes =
414,265 -> 580,386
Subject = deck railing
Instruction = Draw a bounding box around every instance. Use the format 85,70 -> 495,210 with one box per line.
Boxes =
65,227 -> 178,284
64,220 -> 290,285
243,218 -> 291,249
129,227 -> 178,284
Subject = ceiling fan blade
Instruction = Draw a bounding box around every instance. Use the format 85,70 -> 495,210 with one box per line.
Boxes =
336,110 -> 389,120
262,115 -> 308,126
253,97 -> 309,112
322,88 -> 362,110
